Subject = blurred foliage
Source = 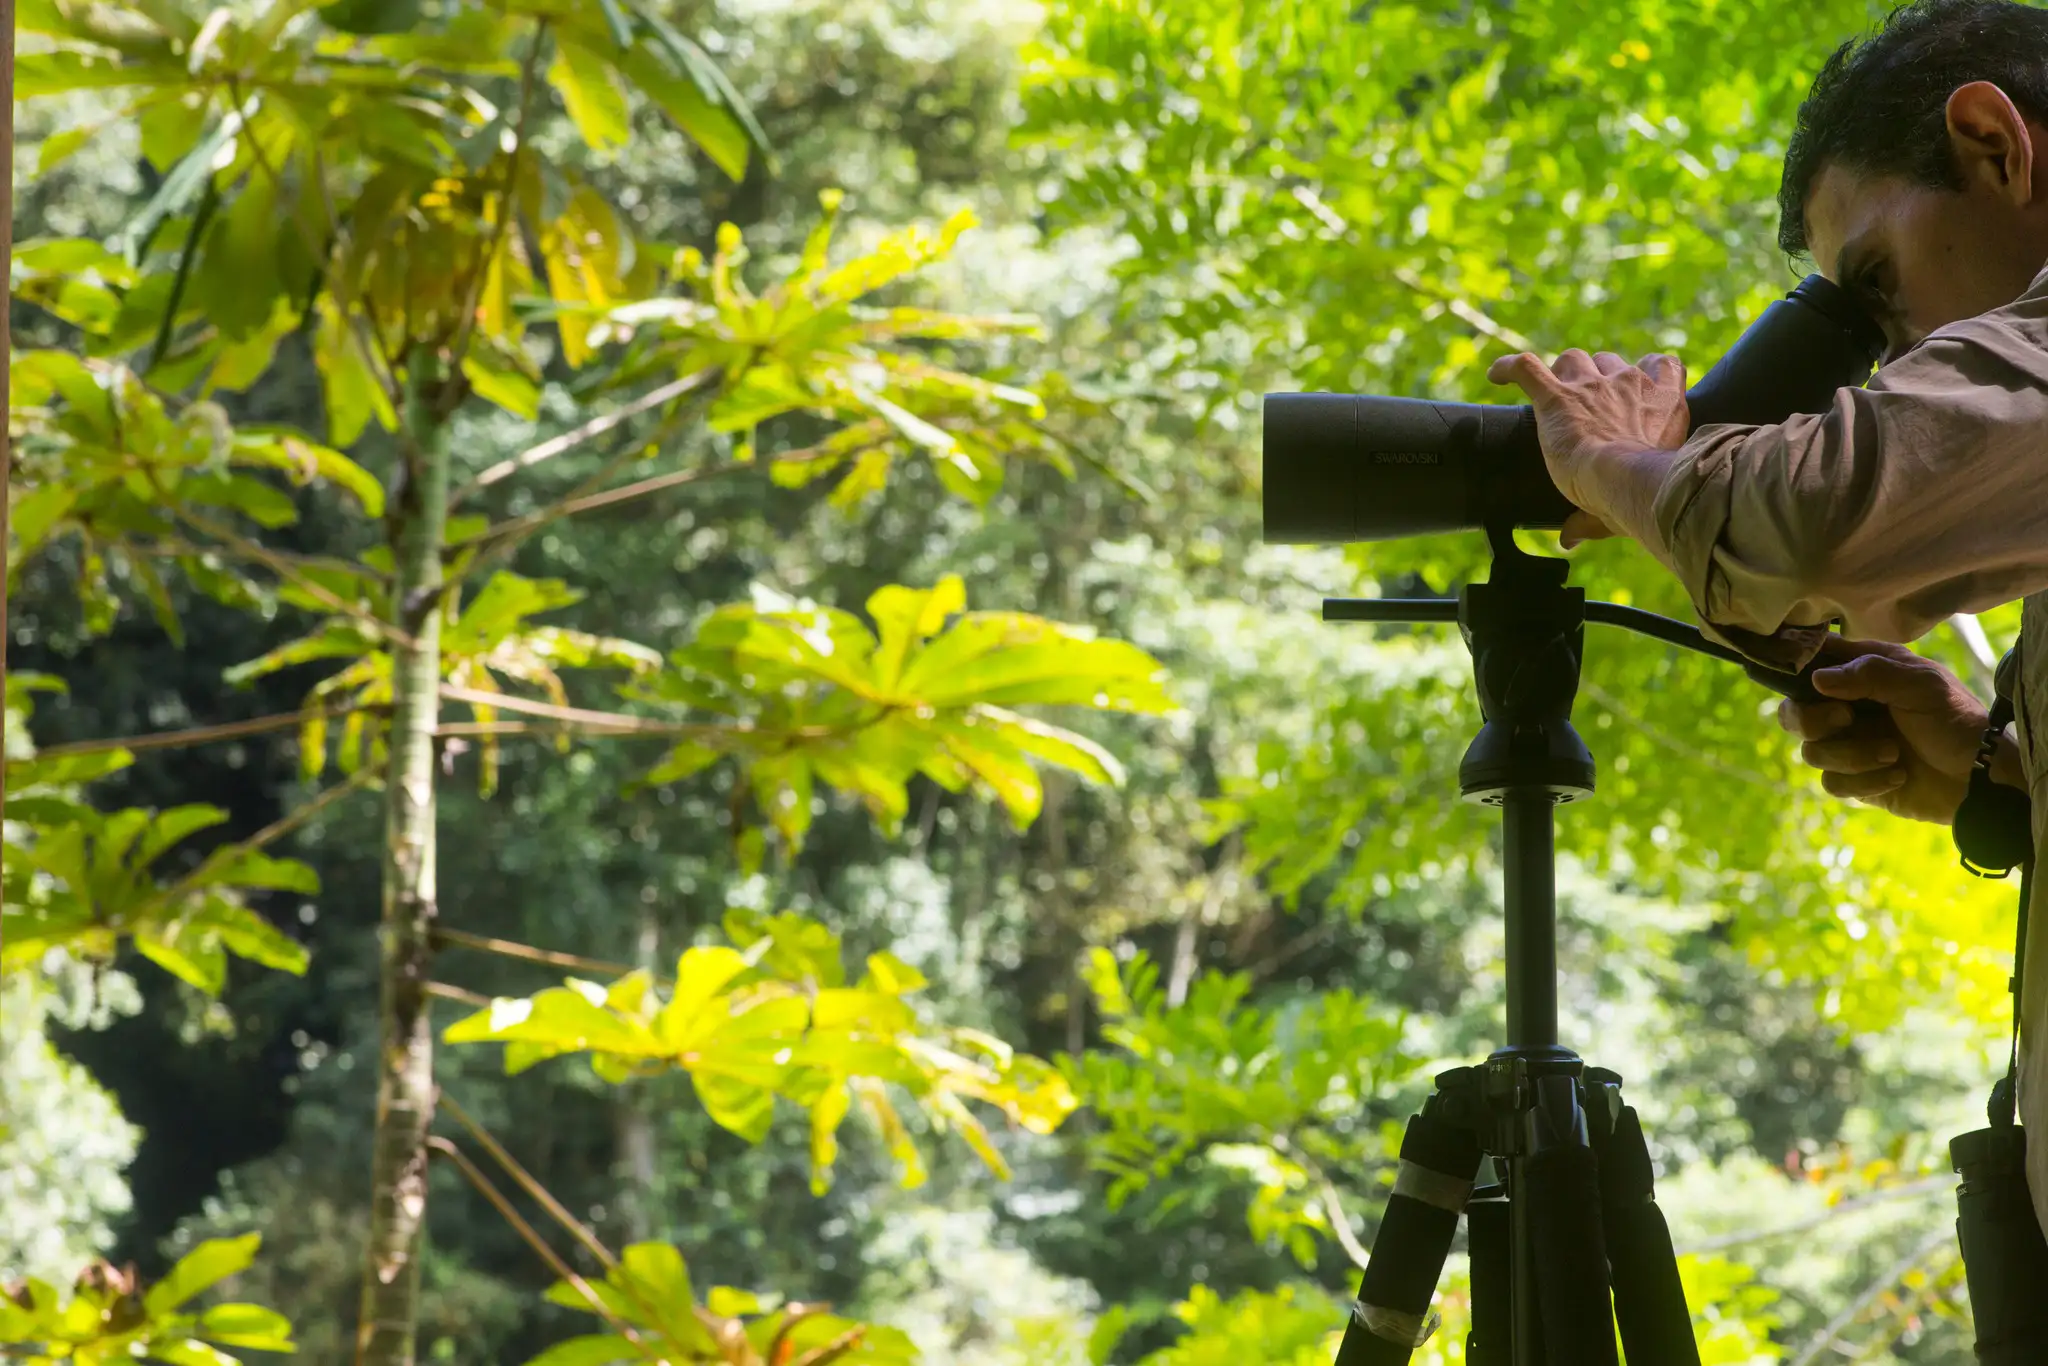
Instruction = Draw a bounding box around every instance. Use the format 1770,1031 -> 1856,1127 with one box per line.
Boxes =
444,908 -> 1076,1191
2,0 -> 2020,1363
0,1234 -> 294,1365
520,1239 -> 915,1365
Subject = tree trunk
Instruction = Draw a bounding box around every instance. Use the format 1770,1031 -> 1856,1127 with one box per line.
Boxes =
1,0 -> 17,939
355,353 -> 451,1366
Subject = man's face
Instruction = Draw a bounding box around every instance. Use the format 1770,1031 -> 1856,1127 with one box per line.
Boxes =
1806,142 -> 2048,365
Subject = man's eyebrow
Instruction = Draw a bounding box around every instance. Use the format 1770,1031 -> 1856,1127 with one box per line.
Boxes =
1833,238 -> 1878,287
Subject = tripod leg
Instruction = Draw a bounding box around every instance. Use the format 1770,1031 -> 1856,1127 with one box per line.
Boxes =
1523,1075 -> 1620,1366
1598,1104 -> 1700,1366
1468,1188 -> 1511,1366
1333,1102 -> 1482,1365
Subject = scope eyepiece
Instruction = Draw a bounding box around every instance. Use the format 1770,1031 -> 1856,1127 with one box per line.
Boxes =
1262,274 -> 1885,545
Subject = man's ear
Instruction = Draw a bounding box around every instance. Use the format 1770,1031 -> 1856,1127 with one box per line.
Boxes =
1947,80 -> 2038,205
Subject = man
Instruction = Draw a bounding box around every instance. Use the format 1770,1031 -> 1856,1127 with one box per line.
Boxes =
1486,0 -> 2048,1239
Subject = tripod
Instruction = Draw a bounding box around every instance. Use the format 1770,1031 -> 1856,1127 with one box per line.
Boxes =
1326,526 -> 1704,1366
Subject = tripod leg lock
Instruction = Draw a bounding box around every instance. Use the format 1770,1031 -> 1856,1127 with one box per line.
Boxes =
1392,1160 -> 1474,1212
1349,1301 -> 1441,1351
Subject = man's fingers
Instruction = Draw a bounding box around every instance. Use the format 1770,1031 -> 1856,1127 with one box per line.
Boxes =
1640,352 -> 1685,386
1486,352 -> 1563,397
1592,351 -> 1631,377
1552,348 -> 1598,380
1823,768 -> 1908,801
1801,735 -> 1901,774
1777,697 -> 1854,740
1559,509 -> 1618,548
1810,654 -> 1951,709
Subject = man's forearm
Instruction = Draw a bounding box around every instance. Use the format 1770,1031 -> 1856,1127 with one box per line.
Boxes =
1571,445 -> 1684,570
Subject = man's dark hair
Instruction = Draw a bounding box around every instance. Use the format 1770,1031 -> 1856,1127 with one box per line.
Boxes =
1778,0 -> 2048,257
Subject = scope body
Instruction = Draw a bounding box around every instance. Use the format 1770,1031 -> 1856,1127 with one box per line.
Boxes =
1263,275 -> 1886,544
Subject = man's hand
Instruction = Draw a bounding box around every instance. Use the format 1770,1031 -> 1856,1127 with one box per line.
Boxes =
1777,638 -> 1994,824
1485,349 -> 1689,548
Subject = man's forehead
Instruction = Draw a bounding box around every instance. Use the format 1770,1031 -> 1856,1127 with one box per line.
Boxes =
1805,163 -> 1906,279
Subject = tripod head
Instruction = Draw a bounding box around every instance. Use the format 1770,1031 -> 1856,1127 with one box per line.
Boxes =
1457,523 -> 1595,804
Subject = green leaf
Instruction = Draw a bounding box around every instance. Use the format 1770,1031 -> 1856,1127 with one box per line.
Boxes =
550,39 -> 633,154
614,1243 -> 709,1347
136,927 -> 229,995
204,845 -> 321,893
148,1340 -> 242,1366
192,174 -> 282,342
9,483 -> 80,561
196,1302 -> 297,1350
143,1234 -> 262,1315
614,43 -> 747,180
864,951 -> 928,996
313,299 -> 396,446
117,107 -> 243,265
207,904 -> 312,975
233,431 -> 387,517
638,741 -> 720,788
623,3 -> 774,167
139,96 -> 210,173
462,352 -> 542,421
15,51 -> 150,99
654,944 -> 751,1048
7,748 -> 135,790
37,121 -> 107,173
691,1071 -> 778,1143
183,472 -> 300,529
519,1335 -> 639,1366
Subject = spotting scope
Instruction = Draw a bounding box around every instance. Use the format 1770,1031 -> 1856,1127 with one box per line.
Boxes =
1263,275 -> 1886,544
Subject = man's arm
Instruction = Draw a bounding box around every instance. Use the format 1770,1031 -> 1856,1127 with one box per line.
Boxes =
1494,318 -> 2048,670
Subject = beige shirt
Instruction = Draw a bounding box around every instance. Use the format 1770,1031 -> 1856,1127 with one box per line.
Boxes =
1648,260 -> 2048,1236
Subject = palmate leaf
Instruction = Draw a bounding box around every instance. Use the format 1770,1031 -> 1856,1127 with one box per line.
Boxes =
591,189 -> 1053,504
526,1241 -> 913,1366
444,914 -> 1078,1190
6,348 -> 383,639
1,794 -> 316,990
0,1236 -> 296,1365
630,576 -> 1173,842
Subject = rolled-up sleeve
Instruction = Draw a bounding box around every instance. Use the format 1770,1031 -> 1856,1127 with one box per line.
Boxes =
1651,314 -> 2048,670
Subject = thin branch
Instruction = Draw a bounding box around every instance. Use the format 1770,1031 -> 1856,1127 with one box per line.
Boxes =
507,460 -> 744,526
451,371 -> 719,505
438,683 -> 733,737
169,765 -> 379,901
454,378 -> 722,586
425,981 -> 493,1009
789,1322 -> 868,1366
427,1138 -> 665,1364
430,925 -> 643,982
442,17 -> 550,392
173,505 -> 411,649
1675,1175 -> 1948,1257
26,701 -> 382,762
438,1095 -> 621,1272
1317,1176 -> 1375,1273
141,530 -> 390,583
439,1100 -> 734,1350
1391,264 -> 1537,354
435,720 -> 547,739
1787,1225 -> 1951,1366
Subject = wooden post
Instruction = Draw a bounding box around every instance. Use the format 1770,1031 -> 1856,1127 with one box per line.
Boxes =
2,0 -> 18,967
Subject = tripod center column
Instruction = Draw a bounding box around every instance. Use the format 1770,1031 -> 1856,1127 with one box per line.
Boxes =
1501,790 -> 1559,1048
